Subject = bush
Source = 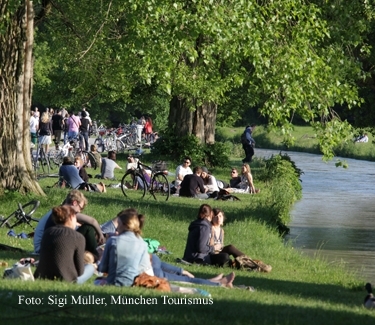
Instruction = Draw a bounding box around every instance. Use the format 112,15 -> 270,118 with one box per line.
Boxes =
150,131 -> 230,167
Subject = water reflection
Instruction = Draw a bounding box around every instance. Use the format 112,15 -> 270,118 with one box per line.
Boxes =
256,149 -> 375,282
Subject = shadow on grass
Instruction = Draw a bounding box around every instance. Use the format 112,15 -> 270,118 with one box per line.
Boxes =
0,284 -> 373,325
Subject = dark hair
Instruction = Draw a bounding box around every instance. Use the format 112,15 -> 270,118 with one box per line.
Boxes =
193,166 -> 202,174
52,205 -> 76,225
108,150 -> 116,160
184,156 -> 192,163
81,111 -> 87,118
197,204 -> 212,220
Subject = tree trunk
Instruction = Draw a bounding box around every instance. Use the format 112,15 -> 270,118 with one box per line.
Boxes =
0,0 -> 44,195
168,96 -> 217,144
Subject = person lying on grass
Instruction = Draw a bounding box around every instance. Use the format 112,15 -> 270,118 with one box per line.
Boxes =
33,190 -> 104,260
34,205 -> 96,284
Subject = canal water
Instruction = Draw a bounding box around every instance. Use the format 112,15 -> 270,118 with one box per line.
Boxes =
255,149 -> 375,283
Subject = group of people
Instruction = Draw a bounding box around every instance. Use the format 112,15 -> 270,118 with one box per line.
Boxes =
58,148 -> 122,192
173,156 -> 259,199
30,107 -> 94,155
33,190 -> 250,288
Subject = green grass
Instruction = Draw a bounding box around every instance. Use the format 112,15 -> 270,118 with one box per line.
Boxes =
217,125 -> 375,161
0,153 -> 374,324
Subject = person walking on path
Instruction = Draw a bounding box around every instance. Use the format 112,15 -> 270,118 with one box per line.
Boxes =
241,124 -> 256,163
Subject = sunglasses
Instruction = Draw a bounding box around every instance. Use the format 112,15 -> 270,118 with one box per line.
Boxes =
184,161 -> 190,163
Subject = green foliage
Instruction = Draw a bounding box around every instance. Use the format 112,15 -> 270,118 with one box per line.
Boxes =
258,154 -> 302,233
150,131 -> 230,167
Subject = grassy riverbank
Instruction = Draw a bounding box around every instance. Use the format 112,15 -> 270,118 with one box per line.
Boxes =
0,153 -> 374,324
217,125 -> 375,161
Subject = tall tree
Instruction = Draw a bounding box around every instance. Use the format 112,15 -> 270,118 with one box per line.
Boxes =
0,0 -> 47,194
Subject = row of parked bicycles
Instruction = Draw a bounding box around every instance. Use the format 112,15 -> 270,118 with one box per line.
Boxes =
94,124 -> 139,154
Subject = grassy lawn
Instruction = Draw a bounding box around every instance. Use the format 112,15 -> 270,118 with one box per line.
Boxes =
0,152 -> 374,324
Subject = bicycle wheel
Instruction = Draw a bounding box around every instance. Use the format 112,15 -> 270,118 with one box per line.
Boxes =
150,172 -> 170,201
0,200 -> 40,228
116,140 -> 126,153
82,151 -> 97,170
121,171 -> 146,200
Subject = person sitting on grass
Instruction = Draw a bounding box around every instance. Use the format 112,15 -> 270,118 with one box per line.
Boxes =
225,163 -> 260,194
34,205 -> 96,284
98,208 -> 153,286
179,166 -> 208,199
183,204 -> 231,266
101,150 -> 122,180
89,144 -> 102,170
228,168 -> 242,188
33,190 -> 104,260
200,166 -> 219,196
137,213 -> 235,288
74,156 -> 106,193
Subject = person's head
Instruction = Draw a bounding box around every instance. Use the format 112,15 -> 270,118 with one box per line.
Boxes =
242,163 -> 251,174
183,156 -> 192,167
231,168 -> 238,178
108,150 -> 116,160
212,208 -> 225,226
41,112 -> 49,123
116,208 -> 142,236
193,166 -> 203,176
81,111 -> 87,118
90,144 -> 97,152
201,167 -> 209,180
51,205 -> 77,229
127,155 -> 135,163
69,111 -> 75,116
63,190 -> 88,213
62,156 -> 73,165
197,204 -> 213,221
84,251 -> 95,264
74,156 -> 84,169
31,110 -> 35,116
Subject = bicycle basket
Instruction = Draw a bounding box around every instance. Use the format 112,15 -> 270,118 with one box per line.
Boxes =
152,161 -> 168,172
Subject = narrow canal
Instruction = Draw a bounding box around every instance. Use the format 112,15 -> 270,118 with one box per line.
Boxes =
256,149 -> 375,283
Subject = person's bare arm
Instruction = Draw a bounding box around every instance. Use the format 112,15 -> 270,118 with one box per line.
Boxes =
76,213 -> 105,244
246,173 -> 256,193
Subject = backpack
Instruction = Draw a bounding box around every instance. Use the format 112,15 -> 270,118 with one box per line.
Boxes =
240,131 -> 248,145
234,255 -> 272,273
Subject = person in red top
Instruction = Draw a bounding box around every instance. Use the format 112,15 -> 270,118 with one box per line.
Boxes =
144,117 -> 153,142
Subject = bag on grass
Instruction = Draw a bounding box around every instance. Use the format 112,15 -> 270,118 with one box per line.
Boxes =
133,272 -> 171,292
3,262 -> 35,281
234,255 -> 272,273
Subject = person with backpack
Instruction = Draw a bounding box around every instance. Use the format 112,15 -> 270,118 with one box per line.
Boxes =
241,124 -> 256,163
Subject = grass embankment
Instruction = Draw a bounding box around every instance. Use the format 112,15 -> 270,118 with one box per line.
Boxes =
0,153 -> 373,325
217,125 -> 375,161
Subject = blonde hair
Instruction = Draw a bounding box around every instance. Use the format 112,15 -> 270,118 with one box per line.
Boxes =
84,251 -> 95,264
90,144 -> 97,152
117,208 -> 142,237
74,156 -> 84,166
63,190 -> 88,209
52,205 -> 76,225
242,163 -> 251,174
40,112 -> 50,123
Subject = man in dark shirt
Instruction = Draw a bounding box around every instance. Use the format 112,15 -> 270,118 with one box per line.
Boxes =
179,166 -> 209,199
51,110 -> 64,148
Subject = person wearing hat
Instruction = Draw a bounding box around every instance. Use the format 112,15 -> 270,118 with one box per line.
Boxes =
201,167 -> 219,195
179,166 -> 209,199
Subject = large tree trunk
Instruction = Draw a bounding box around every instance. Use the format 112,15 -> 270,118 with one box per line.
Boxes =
0,0 -> 44,195
168,96 -> 217,144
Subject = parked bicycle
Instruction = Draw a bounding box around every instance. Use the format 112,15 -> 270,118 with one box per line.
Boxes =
32,140 -> 52,176
121,158 -> 170,201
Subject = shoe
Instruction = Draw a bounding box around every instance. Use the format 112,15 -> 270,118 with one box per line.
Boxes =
17,232 -> 28,239
7,230 -> 16,237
